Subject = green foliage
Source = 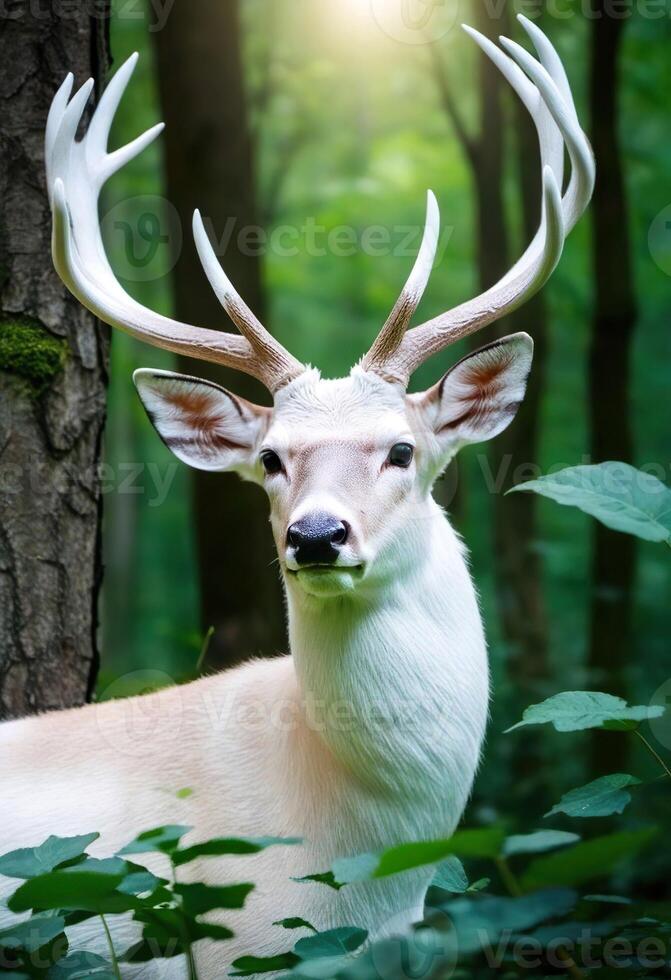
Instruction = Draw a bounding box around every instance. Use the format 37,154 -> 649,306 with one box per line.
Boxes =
546,774 -> 641,819
502,830 -> 580,857
509,463 -> 671,544
0,835 -> 99,880
506,691 -> 665,733
0,318 -> 68,395
520,828 -> 658,891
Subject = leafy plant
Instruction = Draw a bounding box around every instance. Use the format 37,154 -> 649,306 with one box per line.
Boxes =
508,462 -> 671,545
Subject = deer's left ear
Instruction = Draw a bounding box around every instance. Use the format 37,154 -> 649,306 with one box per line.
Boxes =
414,333 -> 533,453
133,369 -> 269,476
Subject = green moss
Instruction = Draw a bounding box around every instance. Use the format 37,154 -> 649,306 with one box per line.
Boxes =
0,317 -> 68,394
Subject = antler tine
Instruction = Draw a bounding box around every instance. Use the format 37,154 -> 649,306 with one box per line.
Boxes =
362,190 -> 440,378
370,19 -> 594,386
192,210 -> 304,388
46,56 -> 304,394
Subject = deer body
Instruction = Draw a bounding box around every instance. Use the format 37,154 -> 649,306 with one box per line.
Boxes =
0,15 -> 593,975
1,429 -> 487,966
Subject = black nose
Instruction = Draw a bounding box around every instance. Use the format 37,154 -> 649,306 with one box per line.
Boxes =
287,512 -> 349,566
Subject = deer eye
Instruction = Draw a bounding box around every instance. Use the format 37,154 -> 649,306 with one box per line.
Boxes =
260,450 -> 283,475
388,443 -> 414,468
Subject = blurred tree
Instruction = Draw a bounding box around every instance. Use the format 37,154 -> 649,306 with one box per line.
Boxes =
0,4 -> 110,717
587,6 -> 637,771
154,0 -> 285,669
430,2 -> 549,728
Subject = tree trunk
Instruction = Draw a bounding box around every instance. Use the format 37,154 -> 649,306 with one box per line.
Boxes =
587,9 -> 637,773
491,2 -> 549,700
432,2 -> 551,799
154,0 -> 285,670
0,6 -> 110,718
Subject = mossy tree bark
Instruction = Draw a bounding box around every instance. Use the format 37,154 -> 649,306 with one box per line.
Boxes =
154,0 -> 285,670
0,5 -> 110,718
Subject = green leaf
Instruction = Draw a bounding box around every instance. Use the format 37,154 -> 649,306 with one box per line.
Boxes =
507,463 -> 671,543
330,853 -> 378,884
430,856 -> 469,893
272,918 -> 317,932
0,835 -> 99,880
174,882 -> 253,915
118,825 -> 192,856
503,830 -> 580,857
0,914 -> 66,954
295,927 -> 368,959
173,836 -> 301,867
506,691 -> 665,733
376,828 -> 506,877
8,868 -> 140,915
445,889 -> 577,955
521,828 -> 657,890
230,953 -> 300,976
291,871 -> 342,891
546,774 -> 641,819
333,828 -> 505,885
175,788 -> 193,799
47,952 -> 117,978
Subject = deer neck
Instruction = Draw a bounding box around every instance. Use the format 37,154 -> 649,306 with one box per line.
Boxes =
285,498 -> 489,821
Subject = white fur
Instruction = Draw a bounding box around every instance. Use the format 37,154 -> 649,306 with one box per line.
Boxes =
0,345 -> 532,976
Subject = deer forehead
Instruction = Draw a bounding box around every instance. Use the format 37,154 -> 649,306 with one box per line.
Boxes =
267,368 -> 414,449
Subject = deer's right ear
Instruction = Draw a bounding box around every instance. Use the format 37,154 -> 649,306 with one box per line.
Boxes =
133,369 -> 270,476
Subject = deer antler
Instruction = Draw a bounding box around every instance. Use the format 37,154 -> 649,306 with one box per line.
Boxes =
362,15 -> 595,385
45,53 -> 304,393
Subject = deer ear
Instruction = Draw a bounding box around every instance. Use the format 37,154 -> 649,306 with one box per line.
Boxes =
417,333 -> 533,452
133,369 -> 269,475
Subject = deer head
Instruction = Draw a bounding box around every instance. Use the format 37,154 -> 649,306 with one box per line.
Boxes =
45,17 -> 594,599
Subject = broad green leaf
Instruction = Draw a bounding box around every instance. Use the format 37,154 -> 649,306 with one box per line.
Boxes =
508,463 -> 671,543
230,953 -> 300,976
295,927 -> 368,959
375,828 -> 506,876
117,866 -> 167,896
8,869 -> 139,915
330,853 -> 378,884
430,856 -> 469,893
546,774 -> 640,819
174,882 -> 253,915
0,835 -> 99,880
173,836 -> 301,866
0,914 -> 66,954
506,691 -> 664,733
47,951 -> 117,978
521,828 -> 657,890
503,830 -> 580,857
333,828 -> 505,885
273,918 -> 317,932
126,906 -> 234,961
291,871 -> 342,890
444,889 -> 577,955
118,825 -> 192,856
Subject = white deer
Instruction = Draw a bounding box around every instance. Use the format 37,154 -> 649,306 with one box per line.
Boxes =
1,17 -> 594,977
